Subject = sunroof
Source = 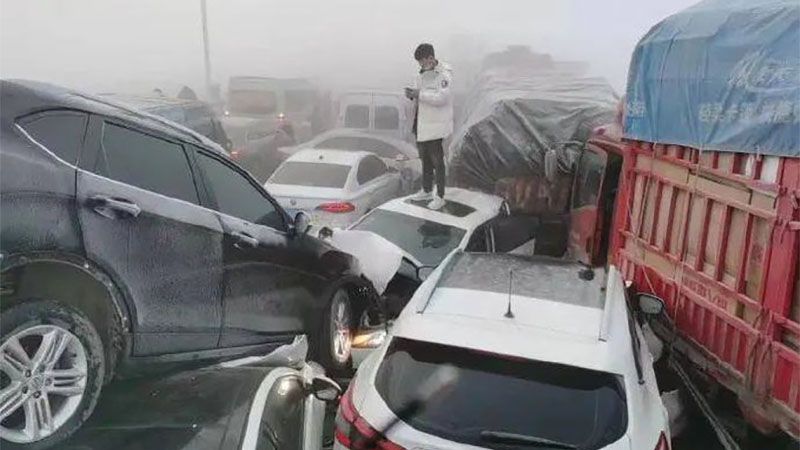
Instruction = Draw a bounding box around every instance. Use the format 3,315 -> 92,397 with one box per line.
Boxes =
404,199 -> 476,217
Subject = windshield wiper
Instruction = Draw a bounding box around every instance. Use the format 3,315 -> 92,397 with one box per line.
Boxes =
480,430 -> 578,449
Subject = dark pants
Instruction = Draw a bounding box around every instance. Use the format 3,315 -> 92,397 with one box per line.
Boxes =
417,139 -> 445,197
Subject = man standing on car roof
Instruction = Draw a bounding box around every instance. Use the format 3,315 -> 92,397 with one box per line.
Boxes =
406,43 -> 453,211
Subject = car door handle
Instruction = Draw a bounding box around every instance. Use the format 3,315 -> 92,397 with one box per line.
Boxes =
88,195 -> 141,219
231,231 -> 259,249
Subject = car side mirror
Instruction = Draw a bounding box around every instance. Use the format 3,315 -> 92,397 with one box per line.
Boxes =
637,293 -> 665,316
310,376 -> 341,403
416,266 -> 435,281
293,211 -> 311,236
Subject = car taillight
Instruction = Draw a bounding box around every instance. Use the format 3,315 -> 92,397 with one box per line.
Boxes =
654,432 -> 670,450
335,384 -> 405,450
318,202 -> 355,213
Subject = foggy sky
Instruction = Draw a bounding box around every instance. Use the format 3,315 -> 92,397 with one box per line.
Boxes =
1,0 -> 699,96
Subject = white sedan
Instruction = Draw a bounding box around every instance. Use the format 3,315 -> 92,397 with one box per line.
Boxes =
265,149 -> 404,229
282,129 -> 422,191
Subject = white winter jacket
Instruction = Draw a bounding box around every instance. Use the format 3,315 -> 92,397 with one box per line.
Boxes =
413,61 -> 454,142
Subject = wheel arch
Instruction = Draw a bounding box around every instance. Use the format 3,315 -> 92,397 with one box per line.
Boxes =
1,251 -> 133,382
317,248 -> 380,319
328,274 -> 379,322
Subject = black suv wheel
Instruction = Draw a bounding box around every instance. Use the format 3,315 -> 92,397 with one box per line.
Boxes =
315,289 -> 354,376
0,301 -> 105,449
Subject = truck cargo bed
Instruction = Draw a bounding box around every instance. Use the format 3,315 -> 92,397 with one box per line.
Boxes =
612,140 -> 800,439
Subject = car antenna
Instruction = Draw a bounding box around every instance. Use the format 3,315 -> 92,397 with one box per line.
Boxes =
505,269 -> 515,319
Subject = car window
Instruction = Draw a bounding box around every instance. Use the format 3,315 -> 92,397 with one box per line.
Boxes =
374,105 -> 400,130
256,375 -> 306,450
269,161 -> 351,188
352,209 -> 466,266
19,111 -> 89,165
356,155 -> 387,184
573,149 -> 606,208
375,337 -> 628,450
491,215 -> 540,253
344,104 -> 369,128
195,151 -> 284,229
314,136 -> 403,159
96,122 -> 199,204
228,90 -> 278,115
466,224 -> 489,252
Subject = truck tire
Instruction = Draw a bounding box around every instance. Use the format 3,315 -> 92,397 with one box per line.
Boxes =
0,300 -> 105,450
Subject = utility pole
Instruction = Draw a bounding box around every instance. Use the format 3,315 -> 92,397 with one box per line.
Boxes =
200,0 -> 213,99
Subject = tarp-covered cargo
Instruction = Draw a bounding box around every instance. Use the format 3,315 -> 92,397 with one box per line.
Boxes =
447,67 -> 617,214
625,0 -> 800,157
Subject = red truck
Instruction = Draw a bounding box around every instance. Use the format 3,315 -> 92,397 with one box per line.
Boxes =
566,0 -> 799,441
571,126 -> 799,441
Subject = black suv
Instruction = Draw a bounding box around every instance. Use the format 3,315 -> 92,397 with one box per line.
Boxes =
0,80 -> 372,449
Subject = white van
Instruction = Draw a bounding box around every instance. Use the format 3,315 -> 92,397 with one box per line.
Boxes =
336,91 -> 413,142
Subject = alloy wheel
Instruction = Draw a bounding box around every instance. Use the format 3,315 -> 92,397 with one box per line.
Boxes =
0,325 -> 88,444
330,292 -> 352,365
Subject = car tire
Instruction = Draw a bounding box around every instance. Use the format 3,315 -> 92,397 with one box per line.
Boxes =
0,300 -> 105,450
315,289 -> 354,376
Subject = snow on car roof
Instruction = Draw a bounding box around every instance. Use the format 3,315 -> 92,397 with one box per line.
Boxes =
393,252 -> 633,374
437,253 -> 606,310
377,187 -> 504,229
284,148 -> 370,166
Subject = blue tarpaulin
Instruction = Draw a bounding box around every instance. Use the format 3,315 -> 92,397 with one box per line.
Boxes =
624,0 -> 800,157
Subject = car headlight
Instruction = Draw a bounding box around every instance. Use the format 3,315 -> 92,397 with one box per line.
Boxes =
352,329 -> 387,349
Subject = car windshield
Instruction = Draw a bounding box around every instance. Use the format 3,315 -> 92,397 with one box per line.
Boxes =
351,209 -> 466,266
375,338 -> 628,450
228,89 -> 278,115
268,161 -> 351,188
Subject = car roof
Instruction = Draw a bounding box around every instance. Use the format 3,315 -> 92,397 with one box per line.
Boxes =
285,148 -> 370,166
375,187 -> 504,230
99,93 -> 206,111
393,252 -> 634,374
304,128 -> 417,153
1,79 -> 225,154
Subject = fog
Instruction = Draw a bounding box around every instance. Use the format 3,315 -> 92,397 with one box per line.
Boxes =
1,0 -> 698,97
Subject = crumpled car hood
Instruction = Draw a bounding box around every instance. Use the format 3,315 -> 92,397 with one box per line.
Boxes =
326,229 -> 405,295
